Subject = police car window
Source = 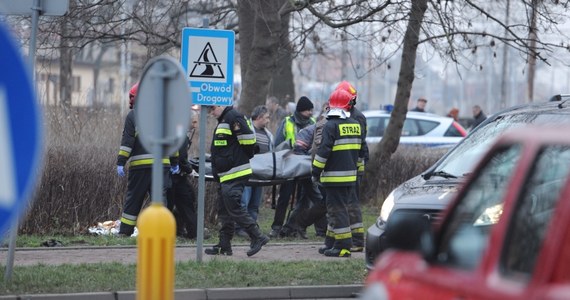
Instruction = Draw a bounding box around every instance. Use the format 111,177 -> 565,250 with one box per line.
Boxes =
366,117 -> 386,137
501,145 -> 570,280
402,119 -> 419,136
444,124 -> 463,137
436,144 -> 521,270
417,120 -> 439,135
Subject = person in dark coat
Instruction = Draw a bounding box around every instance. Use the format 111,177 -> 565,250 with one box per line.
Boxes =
205,105 -> 269,257
116,83 -> 178,236
471,105 -> 487,130
410,97 -> 427,112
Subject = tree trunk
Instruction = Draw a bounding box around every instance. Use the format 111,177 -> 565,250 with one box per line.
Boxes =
238,0 -> 254,90
59,4 -> 74,110
527,0 -> 539,103
375,0 -> 428,162
238,0 -> 281,116
92,45 -> 109,106
270,7 -> 295,104
500,0 -> 510,109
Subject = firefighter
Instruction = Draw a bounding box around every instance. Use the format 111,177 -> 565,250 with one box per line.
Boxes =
205,105 -> 269,257
166,130 -> 199,239
312,89 -> 366,257
116,82 -> 179,236
334,81 -> 368,252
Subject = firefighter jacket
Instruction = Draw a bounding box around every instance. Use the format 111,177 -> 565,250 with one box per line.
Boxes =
311,116 -> 366,186
350,106 -> 369,175
210,106 -> 256,183
117,110 -> 178,170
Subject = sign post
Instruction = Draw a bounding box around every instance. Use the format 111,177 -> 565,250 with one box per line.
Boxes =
134,56 -> 191,300
180,22 -> 235,262
0,22 -> 43,282
1,1 -> 67,283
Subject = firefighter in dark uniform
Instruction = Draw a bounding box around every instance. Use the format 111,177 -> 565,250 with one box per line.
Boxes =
166,132 -> 199,239
335,81 -> 368,252
312,89 -> 366,257
205,105 -> 270,257
116,83 -> 179,236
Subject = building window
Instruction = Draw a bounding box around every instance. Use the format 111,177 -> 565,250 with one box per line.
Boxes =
72,76 -> 81,92
107,78 -> 114,93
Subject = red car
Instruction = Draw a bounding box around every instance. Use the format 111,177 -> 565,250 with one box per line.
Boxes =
363,126 -> 570,300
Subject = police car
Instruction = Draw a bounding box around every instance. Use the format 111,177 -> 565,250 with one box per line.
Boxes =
363,110 -> 466,148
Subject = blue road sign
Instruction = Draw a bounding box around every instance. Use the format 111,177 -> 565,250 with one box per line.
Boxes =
181,27 -> 235,106
0,22 -> 43,238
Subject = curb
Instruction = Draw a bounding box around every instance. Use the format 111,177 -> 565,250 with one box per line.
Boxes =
0,242 -> 324,252
0,284 -> 363,300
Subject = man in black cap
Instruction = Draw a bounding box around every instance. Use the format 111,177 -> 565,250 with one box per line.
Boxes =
270,96 -> 315,238
410,97 -> 427,112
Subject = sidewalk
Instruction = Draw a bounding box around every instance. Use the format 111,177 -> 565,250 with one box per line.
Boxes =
0,242 -> 365,266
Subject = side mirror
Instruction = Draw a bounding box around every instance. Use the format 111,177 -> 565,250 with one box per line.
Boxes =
385,210 -> 434,255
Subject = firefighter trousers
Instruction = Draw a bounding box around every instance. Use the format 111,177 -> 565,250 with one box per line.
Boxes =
217,179 -> 263,248
119,168 -> 171,235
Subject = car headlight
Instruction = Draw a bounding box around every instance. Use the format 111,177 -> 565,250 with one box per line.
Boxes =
474,203 -> 504,226
379,191 -> 395,222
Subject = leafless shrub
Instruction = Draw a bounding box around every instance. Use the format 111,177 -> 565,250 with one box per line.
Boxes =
361,146 -> 448,208
19,107 -> 220,234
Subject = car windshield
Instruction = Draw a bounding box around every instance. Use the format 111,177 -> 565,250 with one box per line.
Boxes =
434,112 -> 570,177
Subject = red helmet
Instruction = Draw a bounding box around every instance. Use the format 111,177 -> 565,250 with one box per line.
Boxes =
327,89 -> 353,119
335,81 -> 357,105
329,89 -> 353,110
128,83 -> 139,109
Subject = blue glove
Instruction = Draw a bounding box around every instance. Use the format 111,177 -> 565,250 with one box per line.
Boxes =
170,165 -> 180,174
117,165 -> 125,177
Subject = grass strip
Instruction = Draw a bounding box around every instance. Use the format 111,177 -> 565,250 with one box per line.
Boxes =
0,259 -> 367,295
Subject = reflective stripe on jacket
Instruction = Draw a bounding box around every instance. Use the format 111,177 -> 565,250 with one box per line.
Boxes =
312,117 -> 366,186
275,115 -> 316,148
210,106 -> 256,183
117,110 -> 178,170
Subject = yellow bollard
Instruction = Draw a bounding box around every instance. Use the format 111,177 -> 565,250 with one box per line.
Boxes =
136,203 -> 176,300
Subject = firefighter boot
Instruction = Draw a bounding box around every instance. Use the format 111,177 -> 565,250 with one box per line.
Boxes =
246,225 -> 269,257
205,236 -> 232,256
324,248 -> 351,258
205,244 -> 233,256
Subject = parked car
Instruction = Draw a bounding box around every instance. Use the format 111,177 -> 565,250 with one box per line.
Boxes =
362,126 -> 570,300
363,110 -> 466,147
365,100 -> 570,270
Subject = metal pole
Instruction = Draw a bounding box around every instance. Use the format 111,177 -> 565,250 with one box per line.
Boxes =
196,17 -> 209,263
5,0 -> 41,284
151,68 -> 165,205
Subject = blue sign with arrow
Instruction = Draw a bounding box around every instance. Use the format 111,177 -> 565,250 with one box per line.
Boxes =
0,22 -> 43,238
180,27 -> 235,106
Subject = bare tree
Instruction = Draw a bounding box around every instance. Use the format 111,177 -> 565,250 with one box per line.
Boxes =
527,0 -> 539,102
286,0 -> 570,162
238,0 -> 283,115
379,0 -> 428,162
269,9 -> 296,104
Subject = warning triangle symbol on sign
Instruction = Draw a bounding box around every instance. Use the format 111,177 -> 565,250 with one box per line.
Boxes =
189,42 -> 225,79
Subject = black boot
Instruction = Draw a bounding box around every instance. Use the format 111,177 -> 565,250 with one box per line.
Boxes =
204,244 -> 233,256
248,235 -> 269,257
324,248 -> 351,257
246,225 -> 269,257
